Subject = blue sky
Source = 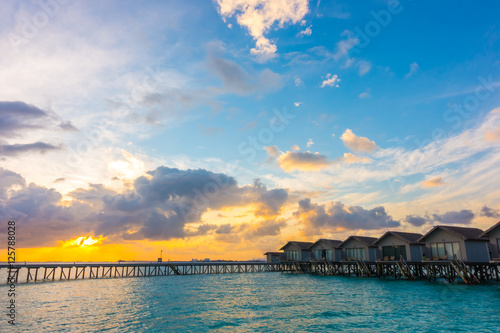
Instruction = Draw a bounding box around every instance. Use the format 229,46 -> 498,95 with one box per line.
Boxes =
0,0 -> 500,259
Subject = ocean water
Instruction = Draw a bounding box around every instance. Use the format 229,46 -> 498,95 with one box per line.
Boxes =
1,272 -> 499,332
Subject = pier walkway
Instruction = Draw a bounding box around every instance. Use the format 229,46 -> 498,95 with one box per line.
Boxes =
2,260 -> 499,285
290,260 -> 500,285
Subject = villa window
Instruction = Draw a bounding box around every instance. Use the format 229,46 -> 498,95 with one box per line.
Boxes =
325,250 -> 333,261
382,245 -> 407,260
314,250 -> 323,260
346,248 -> 365,260
430,242 -> 461,260
287,250 -> 300,261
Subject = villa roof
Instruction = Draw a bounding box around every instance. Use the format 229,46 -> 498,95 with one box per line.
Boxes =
373,231 -> 424,245
418,225 -> 488,242
263,252 -> 283,255
480,221 -> 500,237
279,241 -> 314,251
308,239 -> 342,249
339,236 -> 378,248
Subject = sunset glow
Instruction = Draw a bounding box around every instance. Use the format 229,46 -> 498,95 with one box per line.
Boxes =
62,236 -> 106,248
0,0 -> 499,262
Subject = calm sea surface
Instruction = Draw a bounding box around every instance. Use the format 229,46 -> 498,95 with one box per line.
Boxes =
1,272 -> 499,332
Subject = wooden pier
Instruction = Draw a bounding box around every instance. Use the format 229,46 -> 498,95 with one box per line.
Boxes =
1,262 -> 283,284
2,260 -> 499,285
303,260 -> 500,284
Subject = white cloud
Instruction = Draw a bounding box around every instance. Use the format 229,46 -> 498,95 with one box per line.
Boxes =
358,60 -> 371,76
294,77 -> 304,86
297,25 -> 312,37
404,62 -> 419,78
294,102 -> 302,107
340,129 -> 379,153
358,90 -> 371,99
333,30 -> 359,60
263,108 -> 500,227
307,139 -> 314,147
215,0 -> 310,61
321,73 -> 340,88
343,57 -> 355,68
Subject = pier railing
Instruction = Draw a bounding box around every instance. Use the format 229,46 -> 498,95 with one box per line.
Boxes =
0,262 -> 284,284
308,260 -> 500,284
1,260 -> 499,285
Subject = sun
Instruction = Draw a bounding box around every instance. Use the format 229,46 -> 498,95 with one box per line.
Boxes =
61,235 -> 106,248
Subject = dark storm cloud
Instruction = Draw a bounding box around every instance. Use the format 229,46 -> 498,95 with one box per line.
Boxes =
0,168 -> 26,199
0,183 -> 92,247
0,101 -> 48,136
480,205 -> 500,219
107,167 -> 269,240
432,210 -> 474,225
295,198 -> 400,233
405,209 -> 476,227
88,168 -> 288,242
215,223 -> 233,234
0,166 -> 290,246
405,215 -> 429,227
186,223 -> 218,237
0,142 -> 61,156
256,188 -> 288,217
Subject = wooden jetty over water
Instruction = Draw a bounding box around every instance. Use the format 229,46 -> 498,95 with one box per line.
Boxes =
1,259 -> 500,285
0,262 -> 282,284
286,259 -> 500,285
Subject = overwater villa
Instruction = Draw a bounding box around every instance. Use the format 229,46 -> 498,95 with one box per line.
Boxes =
280,241 -> 313,262
338,236 -> 379,261
263,252 -> 285,263
373,231 -> 424,261
418,225 -> 490,262
480,221 -> 500,261
271,222 -> 500,264
308,239 -> 342,262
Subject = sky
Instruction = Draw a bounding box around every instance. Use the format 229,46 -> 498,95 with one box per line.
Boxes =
1,0 -> 500,262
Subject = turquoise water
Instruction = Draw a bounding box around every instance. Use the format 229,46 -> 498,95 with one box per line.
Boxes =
1,273 -> 499,332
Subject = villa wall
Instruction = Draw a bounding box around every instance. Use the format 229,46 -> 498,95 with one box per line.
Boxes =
488,228 -> 500,259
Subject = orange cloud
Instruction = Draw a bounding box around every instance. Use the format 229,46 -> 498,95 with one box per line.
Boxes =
422,176 -> 445,188
265,145 -> 331,172
277,150 -> 331,172
485,127 -> 500,142
337,152 -> 372,164
340,129 -> 379,153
